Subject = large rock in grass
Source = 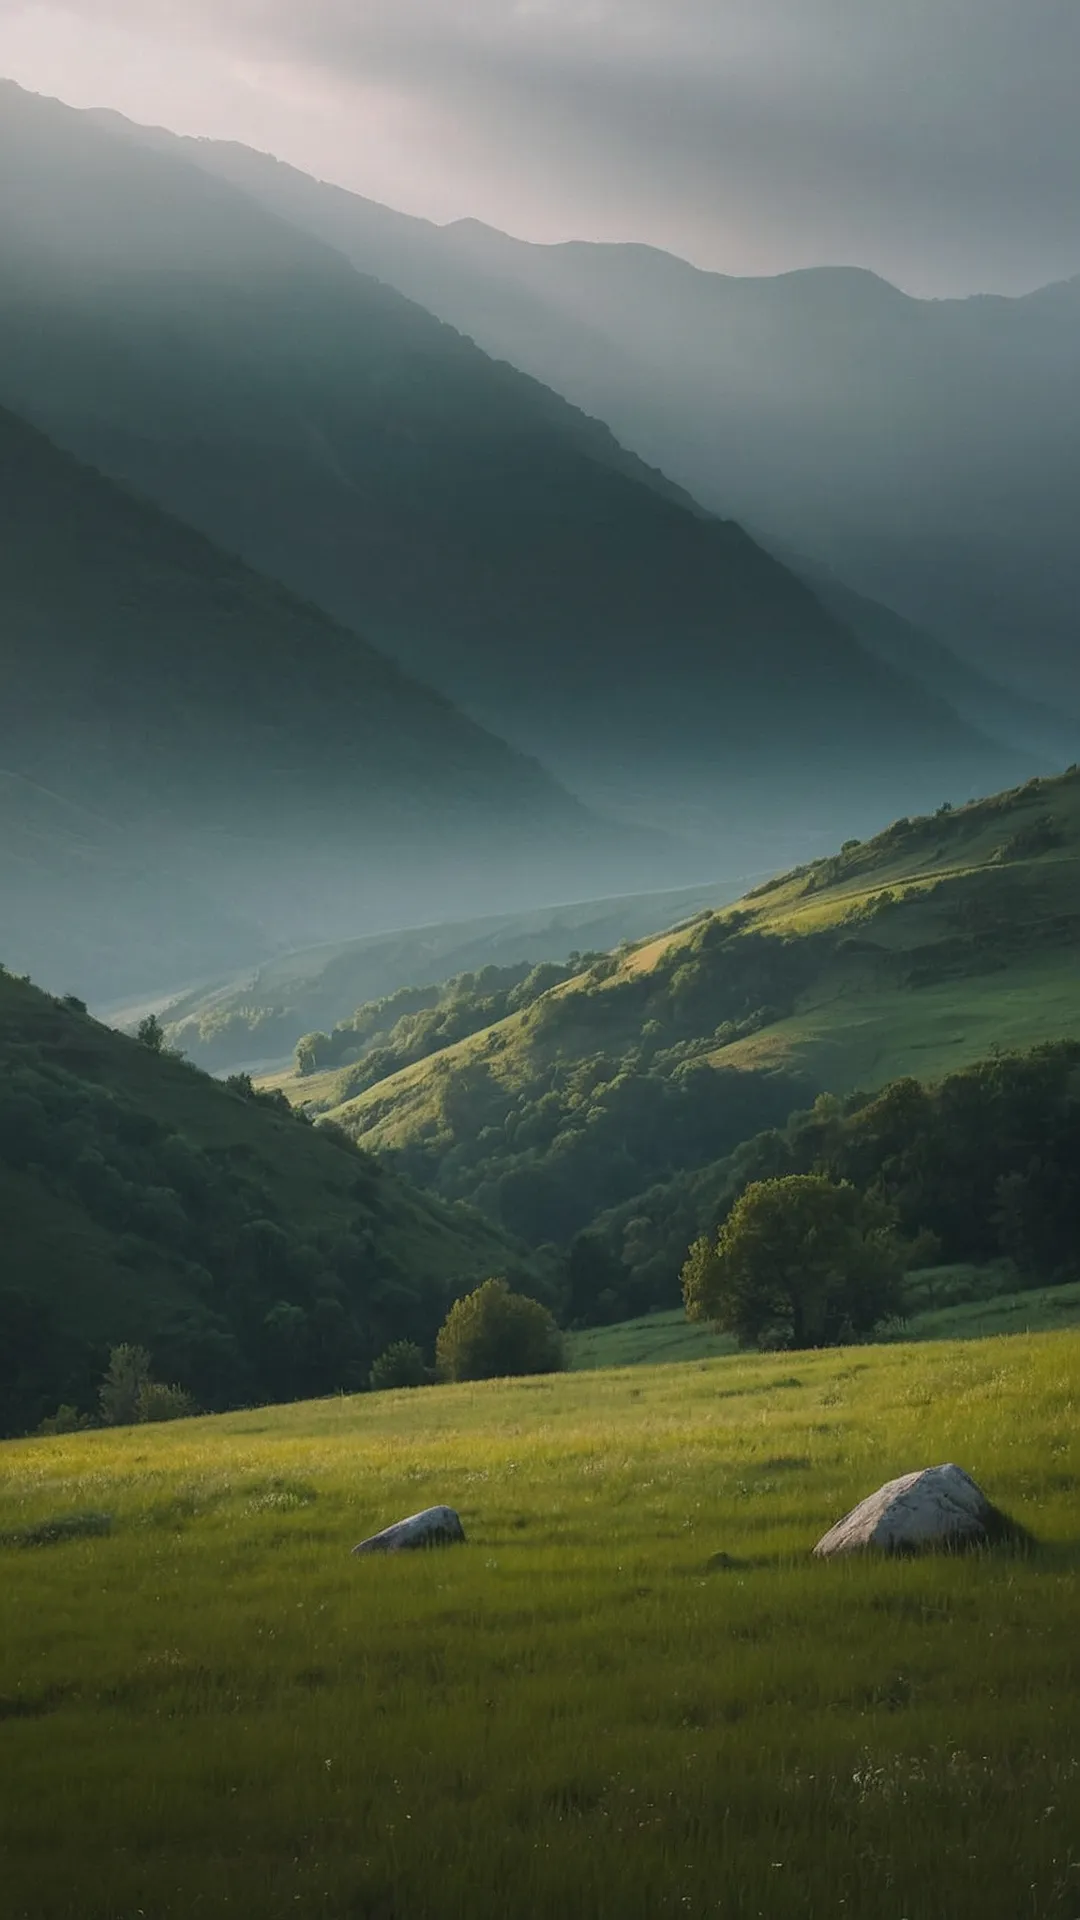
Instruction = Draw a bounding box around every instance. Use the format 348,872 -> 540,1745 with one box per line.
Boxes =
352,1505 -> 466,1556
813,1464 -> 1025,1558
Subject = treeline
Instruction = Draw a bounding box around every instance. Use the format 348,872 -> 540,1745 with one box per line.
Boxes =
340,918 -> 839,1243
384,1048 -> 801,1251
584,1041 -> 1080,1324
295,953 -> 606,1087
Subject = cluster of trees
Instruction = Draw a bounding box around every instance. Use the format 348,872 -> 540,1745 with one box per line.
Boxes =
368,1279 -> 565,1390
386,1049 -> 799,1251
588,1042 -> 1080,1329
42,1343 -> 196,1433
295,954 -> 605,1087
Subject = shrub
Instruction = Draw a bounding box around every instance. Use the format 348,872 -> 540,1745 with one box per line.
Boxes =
369,1340 -> 429,1391
435,1278 -> 565,1383
682,1174 -> 904,1349
37,1404 -> 95,1436
135,1381 -> 196,1423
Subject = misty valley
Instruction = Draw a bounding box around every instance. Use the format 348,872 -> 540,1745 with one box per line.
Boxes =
0,72 -> 1078,1920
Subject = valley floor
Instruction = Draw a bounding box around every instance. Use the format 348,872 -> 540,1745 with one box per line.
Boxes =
1,1326 -> 1077,1919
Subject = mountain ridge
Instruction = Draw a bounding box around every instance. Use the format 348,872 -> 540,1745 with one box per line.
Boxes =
0,82 -> 1019,868
117,109 -> 1080,719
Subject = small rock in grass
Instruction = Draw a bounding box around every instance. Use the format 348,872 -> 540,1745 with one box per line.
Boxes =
813,1463 -> 1028,1558
351,1505 -> 466,1556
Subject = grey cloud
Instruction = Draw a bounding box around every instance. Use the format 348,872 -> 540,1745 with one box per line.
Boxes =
9,0 -> 1080,290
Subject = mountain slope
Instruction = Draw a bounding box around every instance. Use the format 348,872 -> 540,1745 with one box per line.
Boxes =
0,403 -> 659,999
0,84 -> 1017,857
122,879 -> 742,1076
307,770 -> 1080,1249
148,127 -> 1080,718
0,968 -> 541,1434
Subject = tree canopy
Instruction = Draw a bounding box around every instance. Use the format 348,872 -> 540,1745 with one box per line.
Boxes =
682,1174 -> 904,1349
435,1278 -> 565,1383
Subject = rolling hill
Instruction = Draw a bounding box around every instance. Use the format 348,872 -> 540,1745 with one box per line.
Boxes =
113,120 -> 1080,747
129,878 -> 745,1075
0,83 -> 1019,859
294,770 -> 1080,1252
0,402 -> 657,1000
0,967 -> 545,1435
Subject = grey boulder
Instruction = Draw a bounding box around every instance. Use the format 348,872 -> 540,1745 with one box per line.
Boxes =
813,1463 -> 1025,1558
352,1504 -> 466,1556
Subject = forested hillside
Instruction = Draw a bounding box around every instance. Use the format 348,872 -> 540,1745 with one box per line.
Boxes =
143,881 -> 731,1075
0,84 -> 1018,860
309,771 -> 1080,1260
0,972 -> 545,1435
597,1040 -> 1080,1322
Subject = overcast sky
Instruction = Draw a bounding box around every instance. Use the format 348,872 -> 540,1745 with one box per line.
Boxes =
1,0 -> 1078,295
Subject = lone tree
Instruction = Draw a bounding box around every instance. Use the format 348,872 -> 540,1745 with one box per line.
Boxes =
682,1174 -> 904,1350
435,1278 -> 565,1383
135,1013 -> 166,1053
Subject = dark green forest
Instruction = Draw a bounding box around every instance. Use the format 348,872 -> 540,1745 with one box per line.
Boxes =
586,1042 -> 1080,1324
0,971 -> 545,1436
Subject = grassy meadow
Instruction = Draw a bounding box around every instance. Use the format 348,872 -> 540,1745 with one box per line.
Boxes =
1,1327 -> 1078,1920
566,1281 -> 1080,1371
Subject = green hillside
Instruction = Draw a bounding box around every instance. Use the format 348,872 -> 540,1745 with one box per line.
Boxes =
1,1326 -> 1077,1918
130,880 -> 738,1075
315,771 -> 1080,1252
0,970 -> 544,1436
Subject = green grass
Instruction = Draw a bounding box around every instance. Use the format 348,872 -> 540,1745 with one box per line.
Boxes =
325,771 -> 1080,1152
567,1282 -> 1080,1370
568,1310 -> 738,1370
1,1326 -> 1077,1919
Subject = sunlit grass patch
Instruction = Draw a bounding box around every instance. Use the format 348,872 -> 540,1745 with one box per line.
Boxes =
0,1326 -> 1076,1918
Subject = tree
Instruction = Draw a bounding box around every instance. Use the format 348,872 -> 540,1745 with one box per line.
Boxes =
135,1014 -> 166,1053
369,1340 -> 429,1391
682,1174 -> 904,1350
98,1343 -> 153,1425
435,1278 -> 565,1383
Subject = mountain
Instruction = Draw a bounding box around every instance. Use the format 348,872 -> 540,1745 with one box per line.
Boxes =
0,403 -> 654,1000
139,126 -> 1080,720
0,84 -> 1018,864
0,966 -> 545,1435
292,769 -> 1080,1253
769,550 -> 1079,769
